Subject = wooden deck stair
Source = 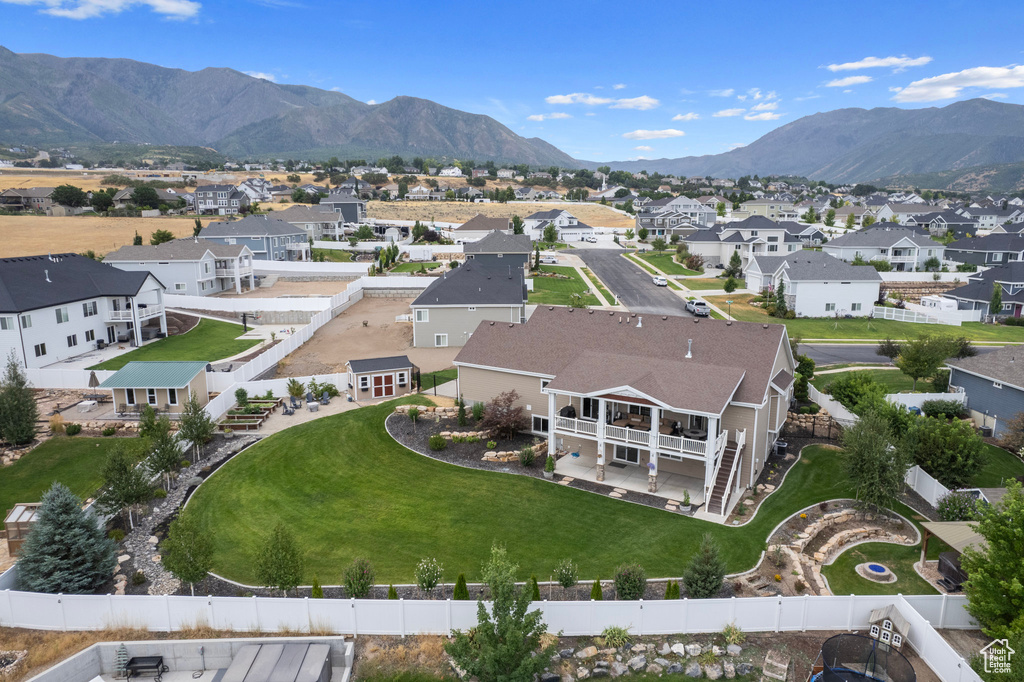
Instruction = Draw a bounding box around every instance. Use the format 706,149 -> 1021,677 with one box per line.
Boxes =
706,440 -> 740,516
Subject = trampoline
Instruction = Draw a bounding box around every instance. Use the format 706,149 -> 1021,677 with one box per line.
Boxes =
809,634 -> 915,682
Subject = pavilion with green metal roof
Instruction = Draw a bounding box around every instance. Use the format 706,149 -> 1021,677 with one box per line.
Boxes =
100,361 -> 210,415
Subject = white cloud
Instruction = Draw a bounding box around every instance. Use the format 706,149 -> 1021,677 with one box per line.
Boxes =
794,94 -> 821,101
709,88 -> 735,97
244,71 -> 276,82
751,100 -> 779,111
634,145 -> 653,151
744,111 -> 782,121
622,129 -> 686,140
527,112 -> 572,121
1,0 -> 200,18
713,108 -> 745,117
982,92 -> 1009,99
612,83 -> 626,90
610,95 -> 660,110
672,112 -> 699,121
545,92 -> 613,105
827,55 -> 932,72
584,112 -> 596,116
893,65 -> 1024,102
826,75 -> 873,87
366,99 -> 377,105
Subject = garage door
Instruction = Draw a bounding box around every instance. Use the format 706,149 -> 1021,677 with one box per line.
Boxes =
372,374 -> 394,398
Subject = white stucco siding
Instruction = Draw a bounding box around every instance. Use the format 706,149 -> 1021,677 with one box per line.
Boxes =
787,279 -> 879,317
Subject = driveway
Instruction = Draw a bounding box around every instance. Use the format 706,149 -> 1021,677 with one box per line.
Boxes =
577,249 -> 691,316
799,343 -> 998,365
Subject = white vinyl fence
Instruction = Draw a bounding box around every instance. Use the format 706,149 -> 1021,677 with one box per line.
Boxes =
886,392 -> 966,411
25,368 -> 116,390
164,294 -> 333,312
252,261 -> 369,275
872,306 -> 962,326
313,241 -> 464,256
905,465 -> 953,507
808,385 -> 858,426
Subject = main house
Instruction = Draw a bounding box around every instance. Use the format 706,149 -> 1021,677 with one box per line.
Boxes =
944,263 -> 1024,318
945,234 -> 1024,267
454,307 -> 794,518
947,345 -> 1024,437
906,210 -> 980,239
410,261 -> 527,348
0,254 -> 167,369
735,198 -> 798,221
683,216 -> 803,269
823,224 -> 944,271
193,184 -> 250,216
523,210 -> 595,242
200,215 -> 310,261
745,251 -> 882,318
105,239 -> 255,296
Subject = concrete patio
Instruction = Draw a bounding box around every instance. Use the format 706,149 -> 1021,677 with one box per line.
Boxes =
555,453 -> 705,506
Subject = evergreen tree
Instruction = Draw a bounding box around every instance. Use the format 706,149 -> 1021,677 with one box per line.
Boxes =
590,579 -> 603,600
774,282 -> 788,318
453,573 -> 470,600
254,523 -> 304,595
529,575 -> 541,601
725,250 -> 743,278
511,215 -> 524,235
177,391 -> 216,461
161,509 -> 213,596
133,231 -> 143,246
682,533 -> 725,598
96,441 -> 151,529
17,482 -> 115,594
387,584 -> 398,599
0,351 -> 39,445
311,576 -> 324,598
991,282 -> 1003,316
193,218 -> 203,236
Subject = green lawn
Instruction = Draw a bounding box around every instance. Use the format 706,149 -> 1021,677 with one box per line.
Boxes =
391,262 -> 441,272
705,294 -> 1024,341
419,368 -> 457,389
581,267 -> 612,304
625,253 -> 658,275
312,249 -> 352,262
528,265 -> 600,307
822,537 -> 940,596
811,368 -> 931,394
0,437 -> 127,513
681,278 -> 730,291
973,444 -> 1024,487
636,252 -> 701,276
89,319 -> 260,371
188,406 -> 903,585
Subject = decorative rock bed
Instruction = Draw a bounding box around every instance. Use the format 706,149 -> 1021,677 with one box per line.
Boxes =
0,650 -> 27,678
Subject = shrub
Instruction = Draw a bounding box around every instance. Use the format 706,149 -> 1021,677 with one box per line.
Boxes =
794,374 -> 809,403
671,581 -> 681,599
408,407 -> 419,423
785,310 -> 796,319
555,558 -> 578,592
1002,316 -> 1024,327
49,413 -> 65,434
903,417 -> 986,488
479,389 -> 530,440
153,488 -> 167,498
472,402 -> 485,421
545,455 -> 556,473
65,423 -> 82,436
591,579 -> 603,600
387,584 -> 398,599
415,557 -> 443,595
453,573 -> 470,600
343,558 -> 375,598
664,580 -> 674,600
102,426 -> 117,437
722,622 -> 745,645
428,434 -> 447,451
234,388 -> 249,407
684,254 -> 704,271
922,399 -> 964,420
824,372 -> 887,415
132,571 -> 147,586
614,562 -> 647,600
486,440 -> 497,449
457,396 -> 468,426
109,529 -> 126,543
602,625 -> 630,648
794,579 -> 806,593
723,277 -> 738,293
938,490 -> 982,521
529,575 -> 541,601
518,446 -> 535,467
311,576 -> 324,598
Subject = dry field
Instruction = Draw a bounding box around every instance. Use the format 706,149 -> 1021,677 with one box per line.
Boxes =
0,170 -> 124,191
0,215 -> 197,257
367,200 -> 633,228
215,280 -> 352,299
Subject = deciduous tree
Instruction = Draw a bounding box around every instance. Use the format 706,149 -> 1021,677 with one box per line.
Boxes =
52,184 -> 88,207
162,509 -> 213,596
901,417 -> 986,489
479,390 -> 530,440
254,524 -> 304,596
131,186 -> 159,209
841,410 -> 909,511
97,441 -> 150,529
895,336 -> 954,390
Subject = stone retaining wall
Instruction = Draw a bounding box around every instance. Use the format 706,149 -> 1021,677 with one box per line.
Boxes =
881,281 -> 961,303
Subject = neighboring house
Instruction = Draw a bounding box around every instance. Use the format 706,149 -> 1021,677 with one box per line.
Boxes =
514,187 -> 539,201
523,210 -> 595,241
947,345 -> 1024,437
945,263 -> 1024,318
454,307 -> 795,518
471,169 -> 489,178
410,261 -> 527,348
906,210 -> 979,238
273,205 -> 344,240
0,187 -> 54,212
316,193 -> 368,225
446,214 -> 511,242
299,183 -> 328,196
105,239 -> 255,296
945,234 -> 1024,267
346,355 -> 416,400
823,224 -> 944,271
193,184 -> 250,216
438,166 -> 464,177
745,251 -> 881,317
200,215 -> 310,261
782,222 -> 825,245
833,205 -> 872,227
875,203 -> 934,225
736,198 -> 798,221
0,254 -> 167,369
405,185 -> 432,200
463,230 -> 533,274
683,215 -> 803,269
99,361 -> 210,415
497,169 -> 516,179
635,196 -> 717,234
960,206 -> 1022,231
111,187 -> 186,210
237,178 -> 275,203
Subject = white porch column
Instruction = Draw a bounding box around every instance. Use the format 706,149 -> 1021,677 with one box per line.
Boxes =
596,398 -> 607,482
235,260 -> 242,294
547,391 -> 557,457
648,406 -> 661,492
703,415 -> 720,496
130,297 -> 142,347
156,289 -> 167,335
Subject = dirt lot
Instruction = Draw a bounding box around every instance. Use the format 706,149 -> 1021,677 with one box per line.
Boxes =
215,280 -> 352,299
275,297 -> 458,376
0,215 -> 197,257
367,200 -> 634,228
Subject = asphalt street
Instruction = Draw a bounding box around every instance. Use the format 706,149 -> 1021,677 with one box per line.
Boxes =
576,248 -> 692,317
799,343 -> 998,365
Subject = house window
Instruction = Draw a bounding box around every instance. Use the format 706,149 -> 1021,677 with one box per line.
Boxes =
175,283 -> 187,291
434,333 -> 448,347
204,262 -> 211,274
994,253 -> 1003,261
359,376 -> 369,391
767,245 -> 778,252
582,397 -> 601,420
147,388 -> 157,405
870,625 -> 881,639
614,445 -> 640,464
85,330 -> 95,342
415,309 -> 428,323
541,380 -> 550,390
33,343 -> 46,357
82,301 -> 97,317
1002,303 -> 1013,311
0,316 -> 12,330
397,372 -> 407,387
532,415 -> 549,433
55,307 -> 69,324
67,334 -> 77,348
892,634 -> 903,649
168,388 -> 178,405
825,303 -> 837,312
851,303 -> 862,312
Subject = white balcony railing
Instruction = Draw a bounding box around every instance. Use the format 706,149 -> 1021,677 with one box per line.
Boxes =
554,416 -> 597,436
555,416 -> 724,458
215,266 -> 253,277
105,304 -> 163,322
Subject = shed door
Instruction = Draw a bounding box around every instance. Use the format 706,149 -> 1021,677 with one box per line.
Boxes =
373,374 -> 394,398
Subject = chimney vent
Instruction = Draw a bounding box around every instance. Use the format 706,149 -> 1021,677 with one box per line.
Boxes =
44,269 -> 51,283
636,317 -> 642,328
685,339 -> 693,359
489,321 -> 495,325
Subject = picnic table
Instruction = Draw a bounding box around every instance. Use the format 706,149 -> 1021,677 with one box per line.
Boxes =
126,656 -> 168,682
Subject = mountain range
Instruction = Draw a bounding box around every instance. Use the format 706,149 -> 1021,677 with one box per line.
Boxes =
0,47 -> 575,166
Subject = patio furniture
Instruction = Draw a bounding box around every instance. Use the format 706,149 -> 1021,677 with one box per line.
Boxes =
307,401 -> 319,412
612,418 -> 631,428
682,428 -> 707,440
222,364 -> 233,372
305,392 -> 315,403
290,396 -> 302,409
282,404 -> 294,416
126,656 -> 168,682
117,403 -> 128,416
78,400 -> 98,413
320,391 -> 331,405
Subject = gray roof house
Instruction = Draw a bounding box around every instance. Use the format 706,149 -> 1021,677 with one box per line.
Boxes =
823,224 -> 944,271
464,230 -> 533,273
105,238 -> 255,296
273,205 -> 345,240
945,234 -> 1024,267
523,210 -> 595,242
745,250 -> 881,318
193,184 -> 250,216
446,214 -> 511,242
947,345 -> 1024,437
410,261 -> 527,348
319,192 -> 367,224
0,187 -> 54,212
0,254 -> 167,368
944,263 -> 1024,318
200,215 -> 310,261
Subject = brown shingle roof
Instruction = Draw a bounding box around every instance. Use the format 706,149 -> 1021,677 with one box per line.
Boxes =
455,307 -> 788,412
452,214 -> 510,232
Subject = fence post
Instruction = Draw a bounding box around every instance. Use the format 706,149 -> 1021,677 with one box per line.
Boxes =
208,595 -> 215,629
730,596 -> 736,622
801,594 -> 809,632
446,599 -> 452,637
938,594 -> 948,629
638,600 -> 644,636
847,595 -> 855,631
682,598 -> 688,634
399,598 -> 406,638
61,594 -> 68,631
254,595 -> 261,632
351,598 -> 358,638
775,598 -> 782,633
166,594 -> 173,632
305,596 -> 311,634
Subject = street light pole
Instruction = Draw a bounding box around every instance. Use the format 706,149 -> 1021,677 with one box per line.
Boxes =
726,300 -> 733,320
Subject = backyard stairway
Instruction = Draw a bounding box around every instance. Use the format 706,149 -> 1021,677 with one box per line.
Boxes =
761,650 -> 792,682
706,440 -> 740,516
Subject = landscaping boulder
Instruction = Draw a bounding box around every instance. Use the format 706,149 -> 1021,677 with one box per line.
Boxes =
705,663 -> 724,680
685,644 -> 702,657
560,650 -> 574,659
648,664 -> 664,675
727,644 -> 742,657
592,669 -> 610,679
737,663 -> 754,676
611,662 -> 629,677
659,643 -> 672,656
671,643 -> 687,656
667,663 -> 684,674
724,661 -> 736,679
685,661 -> 703,677
542,673 -> 561,682
655,658 -> 671,667
577,668 -> 591,680
576,646 -> 598,660
628,655 -> 647,671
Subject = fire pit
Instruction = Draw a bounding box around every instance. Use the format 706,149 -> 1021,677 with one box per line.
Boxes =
856,562 -> 896,583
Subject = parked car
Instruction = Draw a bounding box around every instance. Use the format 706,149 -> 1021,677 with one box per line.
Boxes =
540,256 -> 559,264
584,236 -> 598,243
652,276 -> 668,287
686,299 -> 710,316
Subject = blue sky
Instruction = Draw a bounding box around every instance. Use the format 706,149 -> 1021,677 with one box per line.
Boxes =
4,0 -> 1024,162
